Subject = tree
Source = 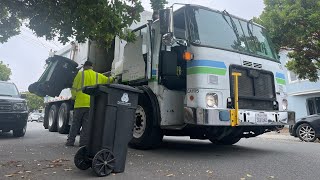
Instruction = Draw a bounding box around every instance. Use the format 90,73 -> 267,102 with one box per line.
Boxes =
24,92 -> 44,111
0,61 -> 12,81
256,0 -> 320,81
150,0 -> 168,20
0,0 -> 144,46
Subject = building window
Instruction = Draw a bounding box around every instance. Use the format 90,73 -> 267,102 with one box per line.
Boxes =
306,97 -> 320,115
289,71 -> 298,82
287,69 -> 320,84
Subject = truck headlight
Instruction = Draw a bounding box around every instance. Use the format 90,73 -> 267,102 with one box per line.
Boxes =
282,99 -> 288,110
206,93 -> 218,108
13,103 -> 27,111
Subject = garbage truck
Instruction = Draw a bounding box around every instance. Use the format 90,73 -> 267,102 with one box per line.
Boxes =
30,4 -> 295,149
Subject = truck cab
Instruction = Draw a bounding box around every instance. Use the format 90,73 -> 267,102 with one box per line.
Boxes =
114,4 -> 295,149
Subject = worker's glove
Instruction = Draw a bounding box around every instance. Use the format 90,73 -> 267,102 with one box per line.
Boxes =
111,75 -> 121,83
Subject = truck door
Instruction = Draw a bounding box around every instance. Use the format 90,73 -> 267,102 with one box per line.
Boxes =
122,24 -> 152,83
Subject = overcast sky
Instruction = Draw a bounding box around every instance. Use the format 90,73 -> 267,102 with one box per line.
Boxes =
0,0 -> 264,91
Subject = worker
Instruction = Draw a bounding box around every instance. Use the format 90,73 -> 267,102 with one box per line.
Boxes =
65,61 -> 113,146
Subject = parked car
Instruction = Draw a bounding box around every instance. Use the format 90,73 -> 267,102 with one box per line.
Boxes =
289,114 -> 320,142
0,81 -> 28,137
28,112 -> 44,122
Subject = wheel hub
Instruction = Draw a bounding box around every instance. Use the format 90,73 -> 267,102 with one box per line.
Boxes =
133,105 -> 147,139
48,110 -> 54,126
299,125 -> 315,141
58,108 -> 65,128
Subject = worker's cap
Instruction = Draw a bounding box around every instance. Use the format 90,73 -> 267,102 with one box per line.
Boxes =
83,61 -> 93,67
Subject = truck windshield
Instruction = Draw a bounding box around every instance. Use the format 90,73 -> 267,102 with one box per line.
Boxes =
188,7 -> 278,61
0,82 -> 19,97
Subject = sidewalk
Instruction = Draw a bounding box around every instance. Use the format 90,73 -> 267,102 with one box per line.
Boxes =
257,128 -> 299,141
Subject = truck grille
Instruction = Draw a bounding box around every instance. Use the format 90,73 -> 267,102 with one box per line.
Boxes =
0,103 -> 12,112
230,65 -> 276,110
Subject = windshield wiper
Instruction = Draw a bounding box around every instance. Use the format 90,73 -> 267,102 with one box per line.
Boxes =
0,94 -> 12,97
247,19 -> 259,52
222,10 -> 241,47
187,8 -> 201,45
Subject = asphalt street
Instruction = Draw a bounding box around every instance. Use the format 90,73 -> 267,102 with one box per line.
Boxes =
0,122 -> 319,180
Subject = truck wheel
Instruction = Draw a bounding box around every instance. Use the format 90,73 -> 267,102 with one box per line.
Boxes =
129,94 -> 163,149
43,105 -> 50,129
13,123 -> 27,137
48,104 -> 59,132
57,103 -> 70,134
209,136 -> 241,145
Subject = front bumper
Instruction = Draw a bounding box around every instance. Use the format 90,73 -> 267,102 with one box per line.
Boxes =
0,112 -> 28,130
184,108 -> 295,126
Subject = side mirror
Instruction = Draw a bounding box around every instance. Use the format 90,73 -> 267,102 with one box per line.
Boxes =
159,8 -> 173,35
162,33 -> 176,46
21,94 -> 27,99
159,8 -> 176,46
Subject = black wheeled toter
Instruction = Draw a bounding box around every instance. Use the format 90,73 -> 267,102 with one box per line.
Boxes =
73,84 -> 142,177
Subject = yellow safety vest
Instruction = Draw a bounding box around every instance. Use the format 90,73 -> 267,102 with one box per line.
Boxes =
71,69 -> 113,108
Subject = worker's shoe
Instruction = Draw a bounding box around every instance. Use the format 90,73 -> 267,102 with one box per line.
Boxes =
65,141 -> 74,146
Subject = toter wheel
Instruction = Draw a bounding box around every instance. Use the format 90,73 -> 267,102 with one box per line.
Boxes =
74,146 -> 91,170
92,149 -> 116,177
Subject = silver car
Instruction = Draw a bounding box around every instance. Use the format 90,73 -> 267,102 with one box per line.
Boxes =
28,112 -> 44,122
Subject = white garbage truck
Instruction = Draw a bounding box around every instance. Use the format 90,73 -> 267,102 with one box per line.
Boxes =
32,4 -> 295,149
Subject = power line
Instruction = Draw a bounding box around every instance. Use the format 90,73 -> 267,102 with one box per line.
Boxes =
17,35 -> 53,50
20,28 -> 64,50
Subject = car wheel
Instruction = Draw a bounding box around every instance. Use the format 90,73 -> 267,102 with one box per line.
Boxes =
57,103 -> 70,134
129,94 -> 163,150
48,104 -> 59,132
296,123 -> 317,142
13,123 -> 27,137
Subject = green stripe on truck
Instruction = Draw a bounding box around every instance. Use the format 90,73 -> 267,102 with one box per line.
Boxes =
187,67 -> 227,76
276,78 -> 286,85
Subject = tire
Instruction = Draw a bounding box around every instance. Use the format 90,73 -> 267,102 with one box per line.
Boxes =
289,125 -> 294,136
74,146 -> 91,170
92,149 -> 115,177
48,104 -> 59,132
296,123 -> 317,142
129,93 -> 163,150
13,123 -> 27,137
57,103 -> 71,134
38,116 -> 44,123
43,105 -> 50,129
209,135 -> 241,145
